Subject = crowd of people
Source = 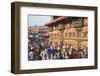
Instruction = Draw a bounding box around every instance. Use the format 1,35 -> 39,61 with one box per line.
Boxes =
28,31 -> 88,61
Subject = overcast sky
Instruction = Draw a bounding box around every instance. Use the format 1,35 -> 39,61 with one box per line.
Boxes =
28,15 -> 51,26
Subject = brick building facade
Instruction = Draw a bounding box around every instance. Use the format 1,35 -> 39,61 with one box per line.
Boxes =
45,16 -> 88,48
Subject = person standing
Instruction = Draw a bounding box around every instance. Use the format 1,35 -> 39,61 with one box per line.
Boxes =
28,46 -> 33,61
47,47 -> 52,59
80,48 -> 84,58
83,48 -> 88,58
40,50 -> 46,60
62,45 -> 66,59
28,50 -> 33,61
55,47 -> 62,59
70,48 -> 77,59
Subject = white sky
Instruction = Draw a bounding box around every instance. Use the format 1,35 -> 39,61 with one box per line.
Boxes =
28,15 -> 51,26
